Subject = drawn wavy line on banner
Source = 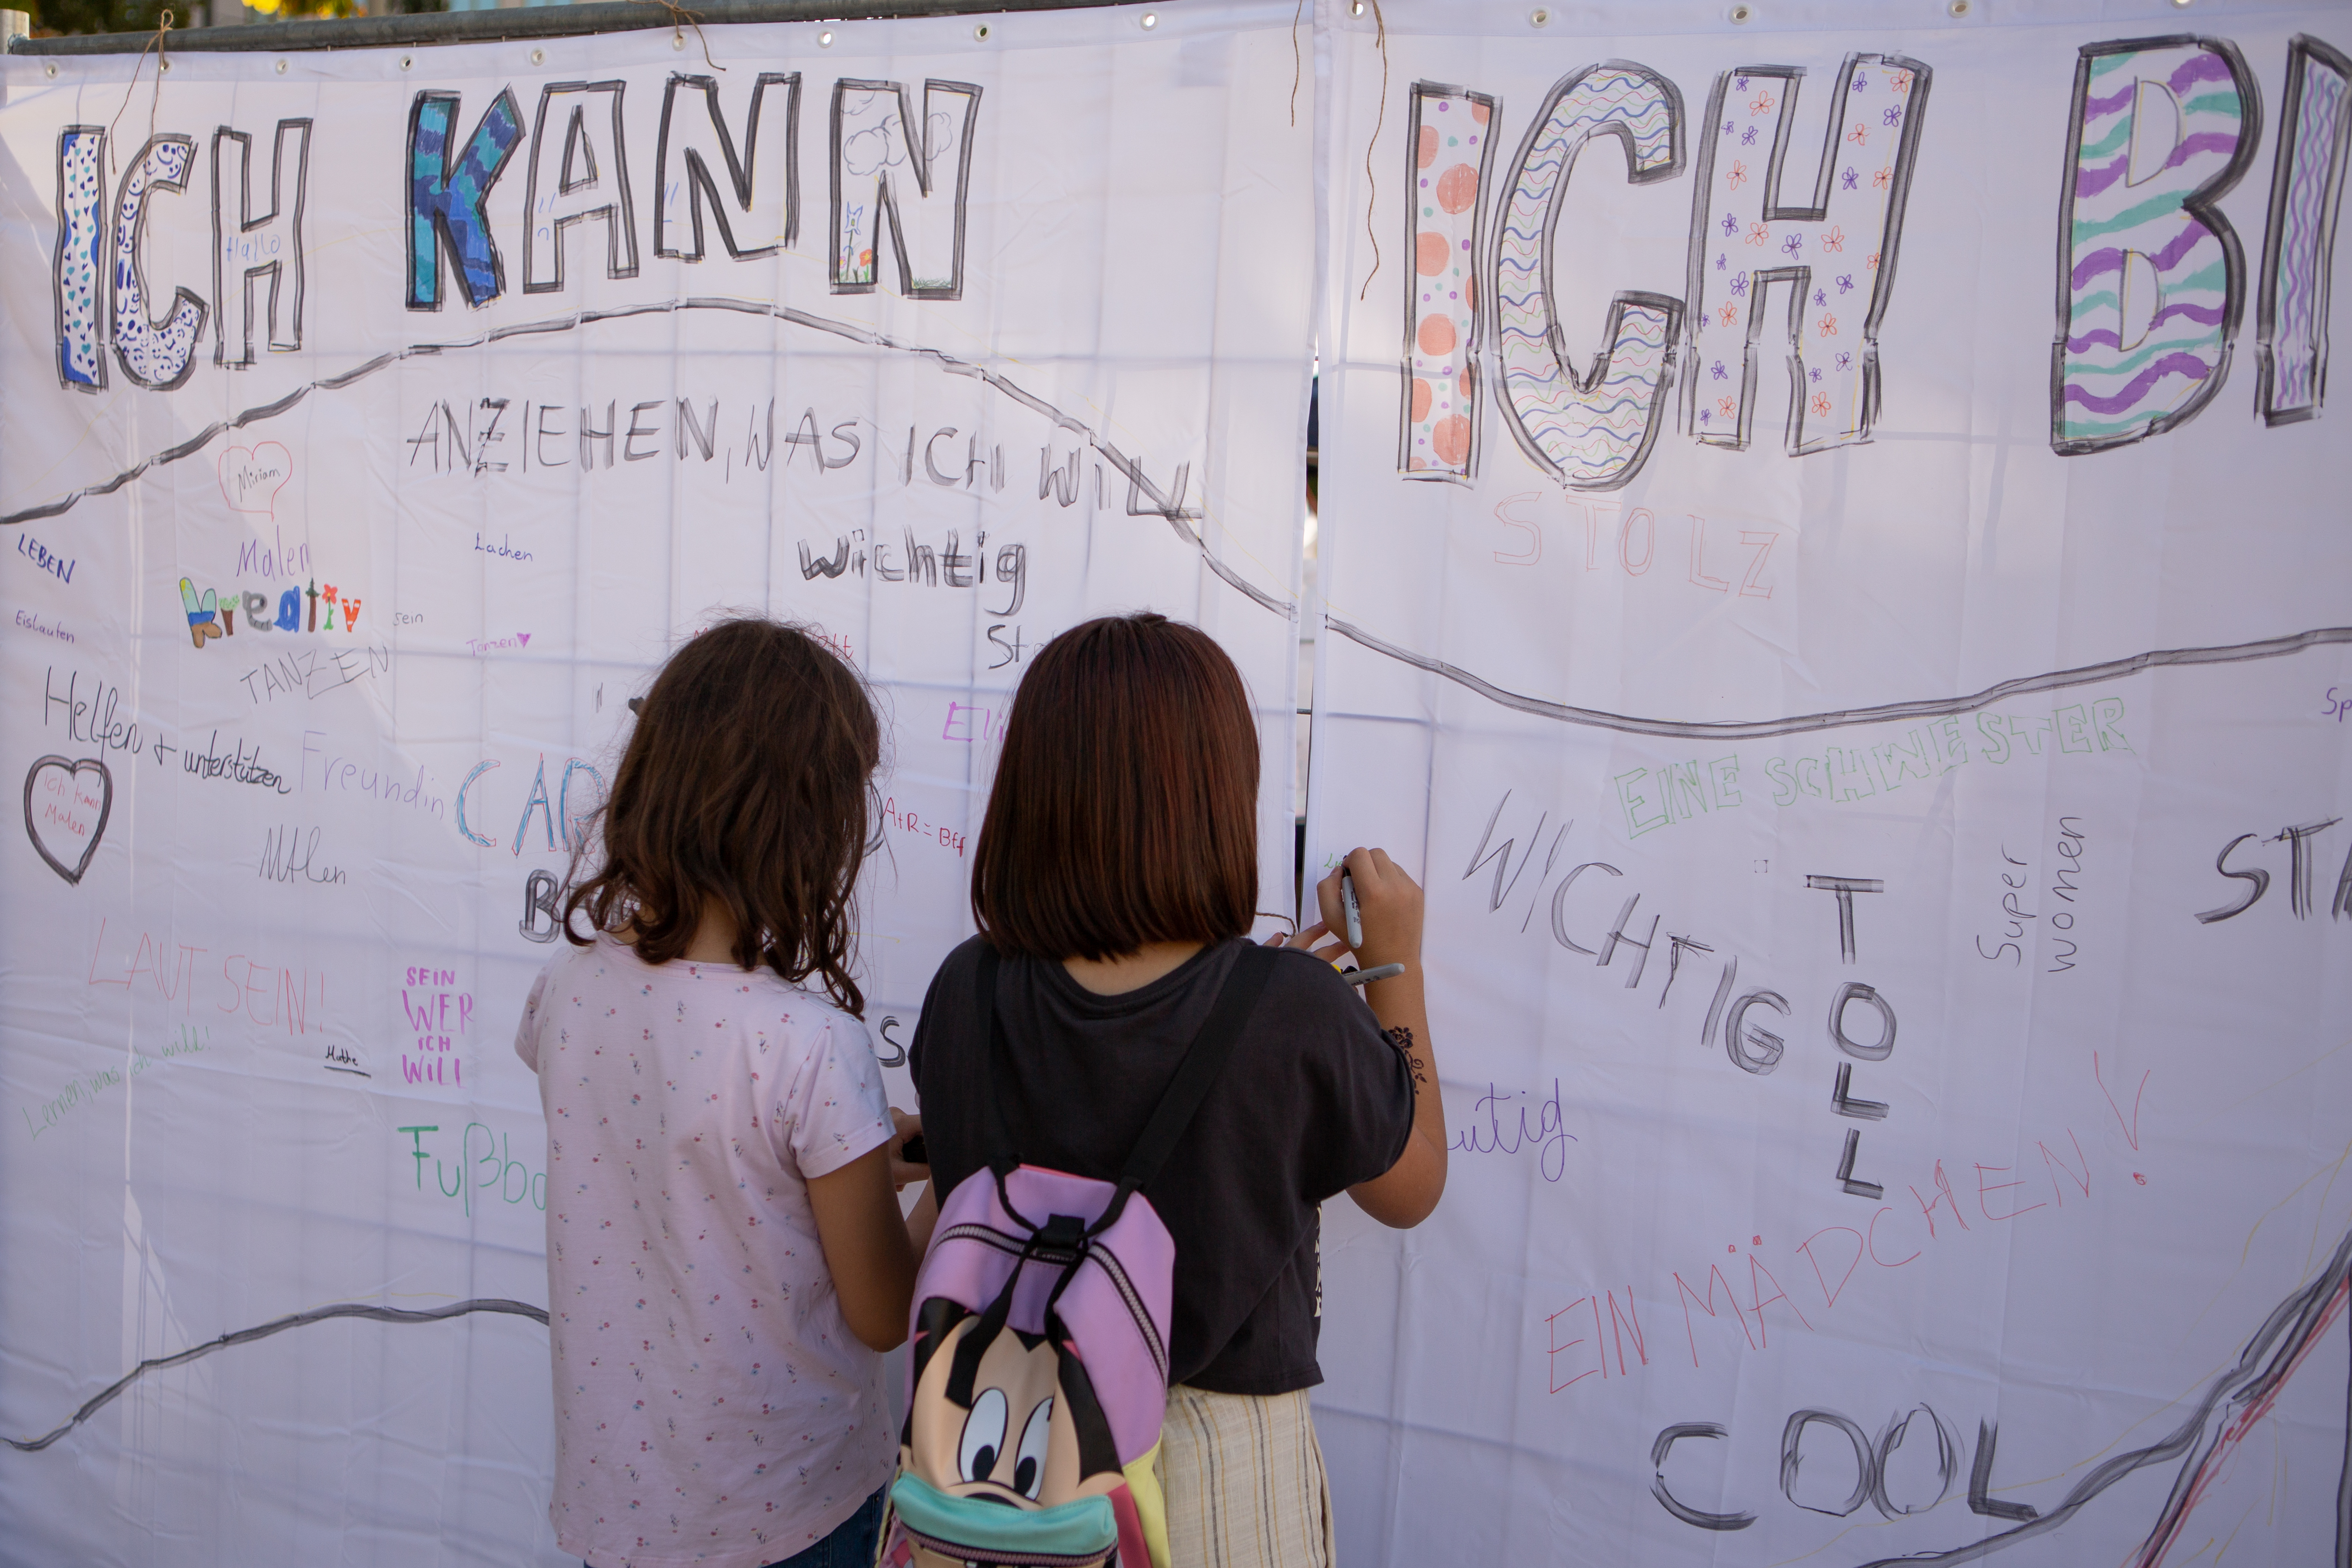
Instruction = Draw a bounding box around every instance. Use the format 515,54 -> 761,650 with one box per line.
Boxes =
1,1297 -> 548,1455
0,298 -> 1291,622
2058,46 -> 2244,443
1325,617 -> 2352,740
2067,298 -> 2224,354
2272,57 -> 2346,409
1854,1226 -> 2351,1568
1492,64 -> 1677,484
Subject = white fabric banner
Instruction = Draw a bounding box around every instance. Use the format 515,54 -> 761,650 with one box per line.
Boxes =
1309,2 -> 2352,1565
0,7 -> 1310,1560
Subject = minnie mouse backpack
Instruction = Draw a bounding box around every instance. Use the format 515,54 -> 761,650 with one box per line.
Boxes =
879,943 -> 1276,1568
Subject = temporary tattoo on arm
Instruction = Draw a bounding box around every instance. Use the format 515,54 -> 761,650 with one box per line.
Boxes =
1384,1026 -> 1430,1088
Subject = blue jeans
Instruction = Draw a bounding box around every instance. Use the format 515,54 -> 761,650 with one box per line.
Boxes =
587,1486 -> 886,1568
764,1489 -> 886,1568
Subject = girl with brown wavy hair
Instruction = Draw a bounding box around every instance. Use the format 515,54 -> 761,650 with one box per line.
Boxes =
514,617 -> 925,1568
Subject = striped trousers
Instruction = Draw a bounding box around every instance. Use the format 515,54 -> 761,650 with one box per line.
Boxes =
1157,1385 -> 1335,1568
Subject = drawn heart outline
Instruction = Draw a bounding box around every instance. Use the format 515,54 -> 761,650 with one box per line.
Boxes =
23,754 -> 113,885
216,440 -> 292,519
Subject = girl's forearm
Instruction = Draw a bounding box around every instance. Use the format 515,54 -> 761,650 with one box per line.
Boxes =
1344,965 -> 1446,1226
905,1181 -> 940,1257
1366,970 -> 1444,1174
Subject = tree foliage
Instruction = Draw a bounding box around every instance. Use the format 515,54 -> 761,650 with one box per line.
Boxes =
28,0 -> 443,37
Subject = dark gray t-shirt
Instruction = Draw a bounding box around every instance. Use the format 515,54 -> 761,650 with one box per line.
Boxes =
908,935 -> 1414,1395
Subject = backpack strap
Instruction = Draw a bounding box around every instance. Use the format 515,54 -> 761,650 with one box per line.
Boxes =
973,944 -> 1023,1182
972,940 -> 1279,1231
946,1213 -> 1084,1410
1093,941 -> 1278,1236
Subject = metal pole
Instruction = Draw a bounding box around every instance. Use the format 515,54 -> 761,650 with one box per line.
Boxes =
9,0 -> 1141,54
0,8 -> 30,50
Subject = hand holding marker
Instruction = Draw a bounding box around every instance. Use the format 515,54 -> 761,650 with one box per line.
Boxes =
1273,848 -> 1421,989
1339,876 -> 1403,984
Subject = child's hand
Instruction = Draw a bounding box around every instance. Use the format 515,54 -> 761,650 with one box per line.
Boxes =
887,1107 -> 928,1192
1313,847 -> 1424,971
1269,919 -> 1349,963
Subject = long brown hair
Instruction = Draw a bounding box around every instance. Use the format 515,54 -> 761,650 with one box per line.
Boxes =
972,613 -> 1259,961
565,617 -> 881,1014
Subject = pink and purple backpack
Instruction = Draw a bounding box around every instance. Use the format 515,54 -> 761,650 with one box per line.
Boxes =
880,943 -> 1276,1568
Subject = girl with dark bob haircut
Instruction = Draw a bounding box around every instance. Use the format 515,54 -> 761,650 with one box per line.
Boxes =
970,612 -> 1260,961
516,617 -> 929,1568
908,612 -> 1447,1568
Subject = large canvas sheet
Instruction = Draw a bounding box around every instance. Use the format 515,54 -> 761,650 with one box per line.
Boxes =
1307,2 -> 2352,1565
0,7 -> 1312,1561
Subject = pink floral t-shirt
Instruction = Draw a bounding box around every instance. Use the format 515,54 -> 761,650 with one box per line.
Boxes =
514,936 -> 897,1568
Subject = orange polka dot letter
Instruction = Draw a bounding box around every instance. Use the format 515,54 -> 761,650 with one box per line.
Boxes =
1400,86 -> 1497,481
